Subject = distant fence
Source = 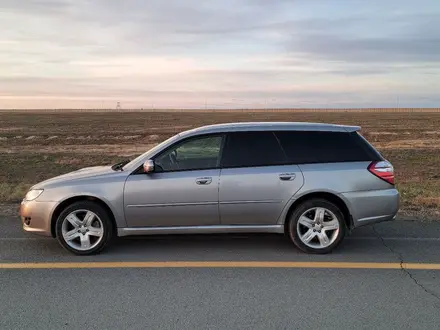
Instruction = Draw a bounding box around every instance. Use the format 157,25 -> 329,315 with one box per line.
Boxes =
1,108 -> 440,113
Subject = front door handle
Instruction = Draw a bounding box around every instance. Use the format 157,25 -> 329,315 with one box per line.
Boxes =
279,173 -> 296,181
196,177 -> 212,185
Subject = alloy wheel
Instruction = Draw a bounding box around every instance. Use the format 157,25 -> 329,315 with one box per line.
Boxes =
296,207 -> 340,249
61,209 -> 104,251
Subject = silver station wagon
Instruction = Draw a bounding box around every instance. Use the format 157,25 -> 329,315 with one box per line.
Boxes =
20,122 -> 399,255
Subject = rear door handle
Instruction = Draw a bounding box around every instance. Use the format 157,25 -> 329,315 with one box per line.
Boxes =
279,173 -> 296,181
196,177 -> 212,185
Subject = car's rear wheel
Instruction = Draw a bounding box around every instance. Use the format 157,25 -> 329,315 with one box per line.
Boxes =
55,201 -> 113,255
287,198 -> 346,254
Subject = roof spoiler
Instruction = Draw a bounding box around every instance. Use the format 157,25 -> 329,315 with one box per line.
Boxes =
344,125 -> 361,132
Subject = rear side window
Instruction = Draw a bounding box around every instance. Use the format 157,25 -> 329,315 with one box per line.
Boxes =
221,131 -> 286,168
275,131 -> 381,164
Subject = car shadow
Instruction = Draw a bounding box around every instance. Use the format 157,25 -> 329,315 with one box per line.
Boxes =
98,232 -> 397,262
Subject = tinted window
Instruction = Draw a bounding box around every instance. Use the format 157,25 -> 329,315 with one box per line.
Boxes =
221,132 -> 286,167
275,131 -> 379,164
355,132 -> 384,160
154,135 -> 223,171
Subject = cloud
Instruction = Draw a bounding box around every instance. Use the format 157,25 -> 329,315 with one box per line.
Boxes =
289,32 -> 440,64
284,13 -> 440,64
0,0 -> 439,108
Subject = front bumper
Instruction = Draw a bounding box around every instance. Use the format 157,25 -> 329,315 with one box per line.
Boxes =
20,200 -> 57,236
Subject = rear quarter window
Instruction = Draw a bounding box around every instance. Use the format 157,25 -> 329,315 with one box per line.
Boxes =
275,130 -> 382,164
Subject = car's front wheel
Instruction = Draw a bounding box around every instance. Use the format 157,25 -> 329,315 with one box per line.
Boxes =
55,201 -> 113,255
287,198 -> 346,254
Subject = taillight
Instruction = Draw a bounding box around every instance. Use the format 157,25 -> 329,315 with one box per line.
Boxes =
368,160 -> 395,185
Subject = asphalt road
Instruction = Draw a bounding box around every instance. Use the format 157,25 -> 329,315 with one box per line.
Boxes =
1,208 -> 440,329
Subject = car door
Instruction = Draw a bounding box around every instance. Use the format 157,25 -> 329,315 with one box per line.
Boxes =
124,134 -> 224,227
219,131 -> 304,225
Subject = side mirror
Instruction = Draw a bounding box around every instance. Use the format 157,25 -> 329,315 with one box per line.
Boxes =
143,159 -> 155,173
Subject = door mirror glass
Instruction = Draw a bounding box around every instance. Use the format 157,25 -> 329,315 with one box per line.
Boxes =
143,160 -> 155,173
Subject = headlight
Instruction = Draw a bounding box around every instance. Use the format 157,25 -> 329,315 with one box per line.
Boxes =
24,189 -> 44,201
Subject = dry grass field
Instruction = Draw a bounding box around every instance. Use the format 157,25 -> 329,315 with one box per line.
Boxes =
1,110 -> 439,219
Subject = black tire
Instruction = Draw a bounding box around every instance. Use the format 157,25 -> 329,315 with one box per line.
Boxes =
287,198 -> 346,254
55,201 -> 114,255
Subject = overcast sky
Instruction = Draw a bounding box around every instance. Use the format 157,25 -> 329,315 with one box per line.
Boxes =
1,0 -> 439,109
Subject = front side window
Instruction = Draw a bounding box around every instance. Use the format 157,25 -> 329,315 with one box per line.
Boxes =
154,135 -> 223,172
221,131 -> 286,168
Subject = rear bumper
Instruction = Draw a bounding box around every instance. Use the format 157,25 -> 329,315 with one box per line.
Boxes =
19,200 -> 57,237
342,188 -> 399,228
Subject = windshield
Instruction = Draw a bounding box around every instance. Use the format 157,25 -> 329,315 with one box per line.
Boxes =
122,133 -> 181,170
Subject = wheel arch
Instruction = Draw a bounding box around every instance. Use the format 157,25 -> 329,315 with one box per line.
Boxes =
282,191 -> 353,234
50,195 -> 117,238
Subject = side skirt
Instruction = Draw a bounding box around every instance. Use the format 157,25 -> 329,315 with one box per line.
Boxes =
117,225 -> 284,237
